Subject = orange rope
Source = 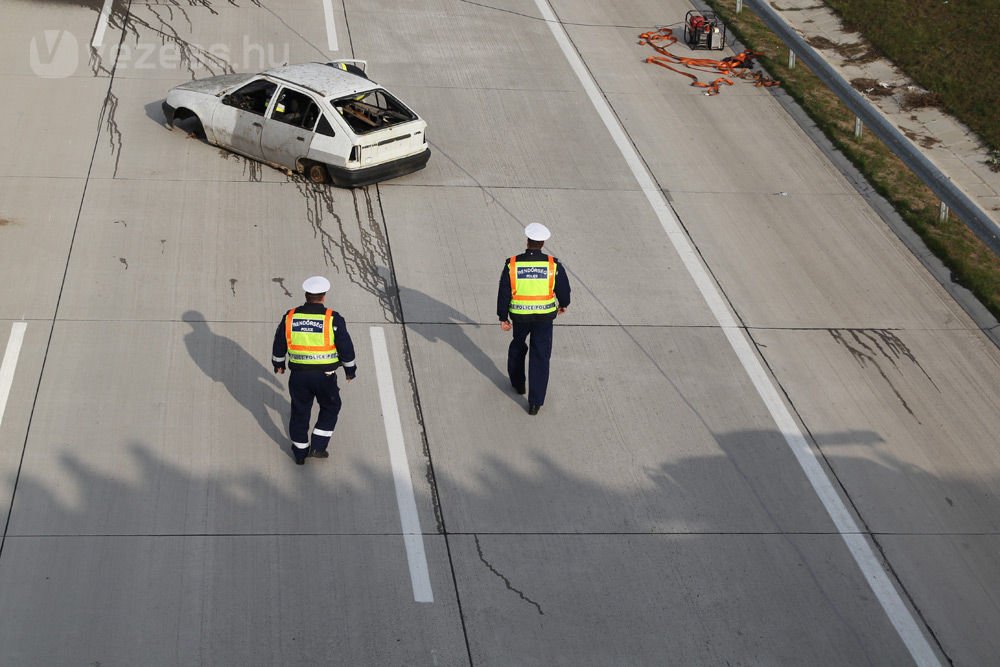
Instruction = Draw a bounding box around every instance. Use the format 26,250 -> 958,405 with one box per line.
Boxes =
638,26 -> 780,96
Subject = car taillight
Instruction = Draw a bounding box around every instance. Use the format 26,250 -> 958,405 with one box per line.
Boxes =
349,145 -> 359,162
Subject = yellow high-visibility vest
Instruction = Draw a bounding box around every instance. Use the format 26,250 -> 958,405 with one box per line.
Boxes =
285,308 -> 340,365
508,255 -> 557,315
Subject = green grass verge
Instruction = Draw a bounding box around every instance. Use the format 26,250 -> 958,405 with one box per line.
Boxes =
823,0 -> 999,152
701,0 -> 1000,320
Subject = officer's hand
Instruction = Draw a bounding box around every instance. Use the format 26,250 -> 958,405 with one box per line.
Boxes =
500,321 -> 512,331
346,376 -> 355,383
274,367 -> 285,375
557,307 -> 567,316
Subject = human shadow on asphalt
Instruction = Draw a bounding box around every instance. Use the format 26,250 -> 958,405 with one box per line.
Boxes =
396,286 -> 521,406
181,310 -> 291,457
3,426 -> 986,664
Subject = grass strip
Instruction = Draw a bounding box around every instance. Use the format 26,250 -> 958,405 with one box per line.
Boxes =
702,0 -> 1000,321
823,0 -> 999,153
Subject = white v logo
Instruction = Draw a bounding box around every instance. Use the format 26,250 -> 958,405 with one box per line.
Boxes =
29,30 -> 79,78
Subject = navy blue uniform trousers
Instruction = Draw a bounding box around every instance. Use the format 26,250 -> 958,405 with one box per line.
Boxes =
288,370 -> 341,456
508,317 -> 554,406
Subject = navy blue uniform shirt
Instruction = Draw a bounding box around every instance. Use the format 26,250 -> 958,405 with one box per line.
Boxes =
497,249 -> 571,322
273,302 -> 357,377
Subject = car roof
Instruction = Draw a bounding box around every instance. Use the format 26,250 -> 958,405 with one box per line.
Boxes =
263,62 -> 377,99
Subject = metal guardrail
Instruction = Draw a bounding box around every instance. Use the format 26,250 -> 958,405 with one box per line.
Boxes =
745,0 -> 1000,258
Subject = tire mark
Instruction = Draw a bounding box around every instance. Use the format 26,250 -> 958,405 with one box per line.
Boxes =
217,150 -> 264,182
294,180 -> 398,322
829,329 -> 939,422
272,277 -> 292,297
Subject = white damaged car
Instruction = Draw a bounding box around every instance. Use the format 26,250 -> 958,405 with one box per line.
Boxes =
162,61 -> 429,186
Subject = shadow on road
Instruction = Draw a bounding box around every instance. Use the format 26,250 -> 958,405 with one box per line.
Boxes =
182,310 -> 290,457
0,414 -> 1000,665
0,425 -> 987,663
397,286 -> 520,406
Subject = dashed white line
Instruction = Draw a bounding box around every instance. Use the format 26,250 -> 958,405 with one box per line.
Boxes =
321,0 -> 339,52
531,1 -> 942,665
370,326 -> 433,603
0,323 -> 27,430
91,0 -> 115,48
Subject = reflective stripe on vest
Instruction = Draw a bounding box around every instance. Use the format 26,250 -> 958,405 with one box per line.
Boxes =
285,308 -> 340,365
508,255 -> 557,315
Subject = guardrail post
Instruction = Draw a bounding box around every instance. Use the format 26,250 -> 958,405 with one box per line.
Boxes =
736,0 -> 743,13
854,116 -> 863,140
939,201 -> 949,223
788,50 -> 796,69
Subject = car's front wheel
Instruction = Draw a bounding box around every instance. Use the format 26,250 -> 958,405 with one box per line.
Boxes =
172,108 -> 205,139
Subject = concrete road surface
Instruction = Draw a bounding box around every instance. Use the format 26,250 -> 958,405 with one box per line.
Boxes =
1,0 -> 998,665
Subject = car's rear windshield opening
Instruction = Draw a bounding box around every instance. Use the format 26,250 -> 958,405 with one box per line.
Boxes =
332,89 -> 417,135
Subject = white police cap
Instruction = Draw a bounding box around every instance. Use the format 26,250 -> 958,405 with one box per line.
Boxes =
302,276 -> 331,294
524,223 -> 551,241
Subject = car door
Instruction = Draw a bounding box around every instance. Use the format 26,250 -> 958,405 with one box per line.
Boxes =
211,78 -> 277,160
261,86 -> 320,170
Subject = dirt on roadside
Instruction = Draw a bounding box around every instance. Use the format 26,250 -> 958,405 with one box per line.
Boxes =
850,77 -> 894,96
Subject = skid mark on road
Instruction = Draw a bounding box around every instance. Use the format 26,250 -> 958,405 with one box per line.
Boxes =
294,181 -> 399,321
87,2 -> 245,78
217,150 -> 264,182
272,277 -> 292,297
100,89 -> 123,177
829,328 -> 940,422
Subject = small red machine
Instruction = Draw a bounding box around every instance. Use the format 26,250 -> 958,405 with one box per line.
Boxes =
684,10 -> 726,50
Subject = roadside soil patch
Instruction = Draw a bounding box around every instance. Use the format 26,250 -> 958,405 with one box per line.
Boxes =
900,89 -> 942,111
900,127 -> 941,149
806,35 -> 878,63
851,78 -> 895,96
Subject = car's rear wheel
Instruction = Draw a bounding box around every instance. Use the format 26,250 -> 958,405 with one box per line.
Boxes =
306,162 -> 329,185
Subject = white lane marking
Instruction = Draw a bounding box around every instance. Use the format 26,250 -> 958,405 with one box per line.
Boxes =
321,0 -> 339,51
531,1 -> 941,665
370,326 -> 433,603
0,323 -> 28,430
91,0 -> 115,48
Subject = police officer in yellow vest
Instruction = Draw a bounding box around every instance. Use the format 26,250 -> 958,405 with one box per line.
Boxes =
497,223 -> 571,415
272,276 -> 357,465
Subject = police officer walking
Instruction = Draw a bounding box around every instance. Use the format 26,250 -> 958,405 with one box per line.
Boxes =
497,223 -> 571,415
272,276 -> 357,464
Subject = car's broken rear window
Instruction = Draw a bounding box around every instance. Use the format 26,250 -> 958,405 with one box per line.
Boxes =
331,89 -> 417,135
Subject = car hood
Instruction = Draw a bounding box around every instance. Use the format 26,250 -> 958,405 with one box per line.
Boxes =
172,73 -> 256,96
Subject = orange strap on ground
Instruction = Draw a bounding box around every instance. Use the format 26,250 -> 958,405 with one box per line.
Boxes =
638,26 -> 779,96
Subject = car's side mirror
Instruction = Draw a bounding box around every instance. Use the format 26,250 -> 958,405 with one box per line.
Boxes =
221,95 -> 232,106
